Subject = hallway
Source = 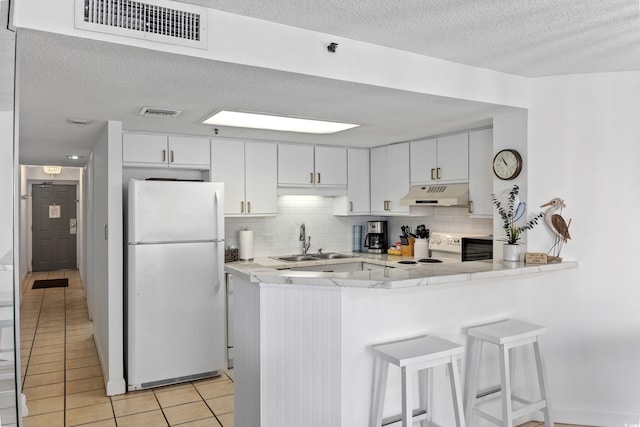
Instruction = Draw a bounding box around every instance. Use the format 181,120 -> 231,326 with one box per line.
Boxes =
20,270 -> 234,427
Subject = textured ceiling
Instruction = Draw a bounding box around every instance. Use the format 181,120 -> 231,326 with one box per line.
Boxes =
17,30 -> 516,166
12,1 -> 640,166
176,0 -> 640,77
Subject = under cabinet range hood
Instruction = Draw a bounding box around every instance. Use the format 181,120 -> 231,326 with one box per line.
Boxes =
400,184 -> 469,206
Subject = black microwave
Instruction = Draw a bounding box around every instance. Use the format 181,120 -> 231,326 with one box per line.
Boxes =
461,237 -> 493,262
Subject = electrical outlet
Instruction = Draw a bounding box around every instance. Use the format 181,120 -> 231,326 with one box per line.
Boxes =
263,234 -> 274,248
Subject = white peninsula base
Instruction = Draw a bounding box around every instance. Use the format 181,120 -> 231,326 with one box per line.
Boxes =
231,266 -> 575,427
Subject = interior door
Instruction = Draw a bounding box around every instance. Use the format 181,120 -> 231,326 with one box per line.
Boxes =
32,184 -> 77,271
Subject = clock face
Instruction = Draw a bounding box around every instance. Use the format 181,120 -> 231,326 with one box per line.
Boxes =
493,149 -> 522,180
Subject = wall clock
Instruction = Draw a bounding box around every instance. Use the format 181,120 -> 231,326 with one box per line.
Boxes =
492,149 -> 523,180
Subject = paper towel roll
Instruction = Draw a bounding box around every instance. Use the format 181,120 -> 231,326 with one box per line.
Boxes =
239,230 -> 254,260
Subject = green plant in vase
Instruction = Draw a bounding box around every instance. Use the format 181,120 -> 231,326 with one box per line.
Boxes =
491,185 -> 544,260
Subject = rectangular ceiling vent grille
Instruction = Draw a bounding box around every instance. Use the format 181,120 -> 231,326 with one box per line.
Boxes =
75,0 -> 208,49
139,107 -> 182,118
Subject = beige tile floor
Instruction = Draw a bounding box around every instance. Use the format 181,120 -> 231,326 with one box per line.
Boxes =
19,270 -> 594,427
20,270 -> 234,427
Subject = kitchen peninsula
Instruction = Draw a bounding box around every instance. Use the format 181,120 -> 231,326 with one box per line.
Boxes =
225,255 -> 577,427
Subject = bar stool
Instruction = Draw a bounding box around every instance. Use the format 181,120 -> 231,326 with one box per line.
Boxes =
463,319 -> 553,427
370,335 -> 466,427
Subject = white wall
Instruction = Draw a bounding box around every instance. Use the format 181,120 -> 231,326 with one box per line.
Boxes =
527,72 -> 640,425
492,110 -> 532,259
0,111 -> 12,258
18,165 -> 28,285
91,121 -> 125,396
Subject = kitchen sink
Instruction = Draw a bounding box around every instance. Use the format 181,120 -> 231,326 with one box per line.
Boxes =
276,255 -> 319,262
274,253 -> 355,262
313,253 -> 354,259
290,262 -> 386,273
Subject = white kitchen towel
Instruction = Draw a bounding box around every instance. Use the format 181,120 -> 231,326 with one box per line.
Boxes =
239,230 -> 254,260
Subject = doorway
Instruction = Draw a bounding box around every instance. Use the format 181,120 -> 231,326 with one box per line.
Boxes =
31,183 -> 78,271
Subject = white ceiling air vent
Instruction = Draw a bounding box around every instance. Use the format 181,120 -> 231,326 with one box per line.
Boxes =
139,107 -> 182,118
74,0 -> 208,49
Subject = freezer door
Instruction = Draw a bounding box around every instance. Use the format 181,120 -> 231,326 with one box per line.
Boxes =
128,180 -> 224,243
127,241 -> 226,389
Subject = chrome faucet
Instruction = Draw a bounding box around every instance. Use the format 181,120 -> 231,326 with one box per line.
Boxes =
300,223 -> 311,255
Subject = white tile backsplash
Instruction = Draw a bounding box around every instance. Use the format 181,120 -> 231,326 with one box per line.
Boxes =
224,196 -> 492,257
387,208 -> 493,242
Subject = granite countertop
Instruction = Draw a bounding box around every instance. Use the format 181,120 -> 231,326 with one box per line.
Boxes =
224,252 -> 578,290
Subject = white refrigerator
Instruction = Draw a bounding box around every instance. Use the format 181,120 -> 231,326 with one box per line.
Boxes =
126,179 -> 226,390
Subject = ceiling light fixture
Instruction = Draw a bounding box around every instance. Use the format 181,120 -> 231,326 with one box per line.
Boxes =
43,166 -> 62,175
202,110 -> 359,134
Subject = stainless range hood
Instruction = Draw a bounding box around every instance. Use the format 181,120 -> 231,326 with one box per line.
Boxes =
400,183 -> 469,206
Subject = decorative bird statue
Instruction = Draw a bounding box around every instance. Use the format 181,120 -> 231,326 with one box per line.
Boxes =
540,198 -> 571,260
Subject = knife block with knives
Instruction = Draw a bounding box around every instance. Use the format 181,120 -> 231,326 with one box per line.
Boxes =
401,236 -> 415,256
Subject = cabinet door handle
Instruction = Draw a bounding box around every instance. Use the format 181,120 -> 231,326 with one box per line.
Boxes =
162,149 -> 166,162
317,173 -> 321,184
468,200 -> 473,214
310,173 -> 314,184
349,201 -> 353,212
170,150 -> 175,163
241,201 -> 244,213
430,168 -> 435,180
247,201 -> 251,213
436,167 -> 441,179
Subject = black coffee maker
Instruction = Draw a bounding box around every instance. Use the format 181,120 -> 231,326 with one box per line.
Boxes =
364,221 -> 388,254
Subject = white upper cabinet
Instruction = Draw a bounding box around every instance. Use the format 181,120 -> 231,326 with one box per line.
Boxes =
211,140 -> 277,216
167,136 -> 211,169
334,149 -> 370,215
123,133 -> 210,169
370,143 -> 410,215
410,133 -> 468,184
315,146 -> 347,187
277,144 -> 315,186
210,140 -> 245,216
409,138 -> 437,183
245,142 -> 278,215
278,144 -> 347,187
123,133 -> 167,166
436,133 -> 469,182
468,129 -> 493,217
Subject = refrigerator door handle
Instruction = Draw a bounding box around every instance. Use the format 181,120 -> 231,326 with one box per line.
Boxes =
213,191 -> 219,238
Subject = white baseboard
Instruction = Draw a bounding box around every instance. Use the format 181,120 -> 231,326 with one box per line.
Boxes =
549,406 -> 640,427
